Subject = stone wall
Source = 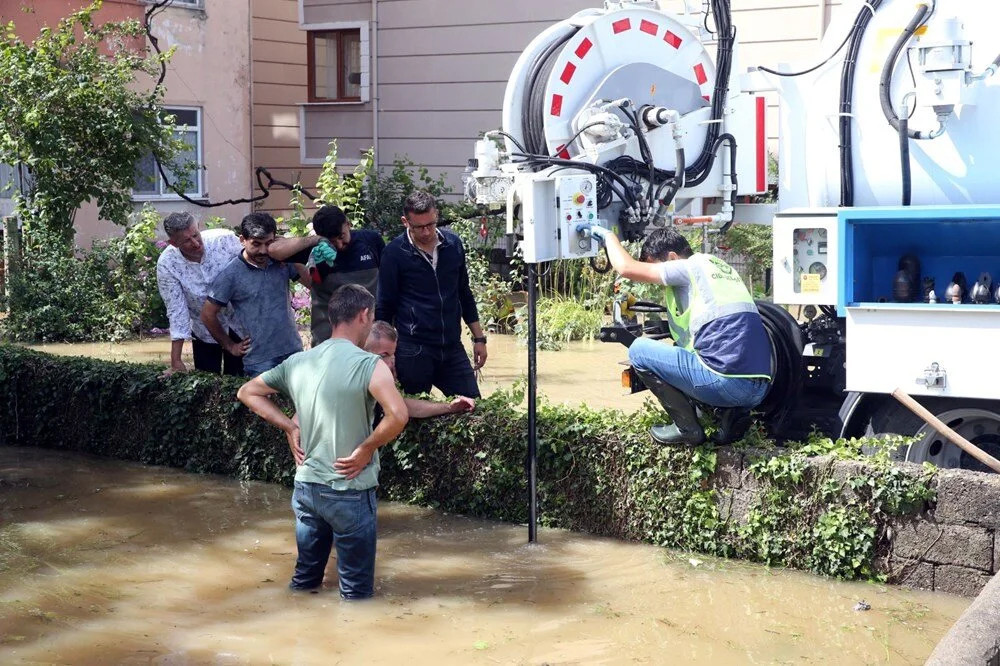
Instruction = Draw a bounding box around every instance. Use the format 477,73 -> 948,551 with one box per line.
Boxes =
710,448 -> 999,598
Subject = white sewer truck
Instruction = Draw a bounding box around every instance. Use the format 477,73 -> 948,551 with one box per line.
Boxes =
465,0 -> 1000,471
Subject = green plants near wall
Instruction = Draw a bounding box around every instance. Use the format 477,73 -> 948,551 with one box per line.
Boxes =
0,347 -> 935,584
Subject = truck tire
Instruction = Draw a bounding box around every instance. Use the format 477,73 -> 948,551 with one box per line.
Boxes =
865,396 -> 1000,473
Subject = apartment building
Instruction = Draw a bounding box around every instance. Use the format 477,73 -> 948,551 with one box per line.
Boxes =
0,0 -> 252,247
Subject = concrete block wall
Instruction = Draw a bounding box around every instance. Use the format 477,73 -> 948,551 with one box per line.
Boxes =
709,448 -> 1000,598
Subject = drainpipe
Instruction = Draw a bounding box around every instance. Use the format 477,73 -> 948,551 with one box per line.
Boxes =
371,0 -> 379,168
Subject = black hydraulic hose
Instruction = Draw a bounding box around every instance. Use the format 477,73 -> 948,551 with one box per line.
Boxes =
685,0 -> 735,188
522,29 -> 578,157
899,114 -> 912,205
654,148 -> 685,205
879,3 -> 932,138
839,0 -> 883,207
712,133 -> 738,232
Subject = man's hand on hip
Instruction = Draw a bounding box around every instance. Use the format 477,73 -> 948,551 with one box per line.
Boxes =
226,337 -> 252,357
334,444 -> 375,480
285,426 -> 305,466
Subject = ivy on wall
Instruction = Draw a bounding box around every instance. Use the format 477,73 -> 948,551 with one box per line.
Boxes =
0,347 -> 934,582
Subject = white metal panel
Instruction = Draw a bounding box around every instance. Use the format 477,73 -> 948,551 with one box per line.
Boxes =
772,210 -> 838,305
846,305 -> 1000,399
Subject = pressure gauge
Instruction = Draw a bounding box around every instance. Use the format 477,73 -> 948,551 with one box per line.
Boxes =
809,262 -> 827,280
581,180 -> 593,193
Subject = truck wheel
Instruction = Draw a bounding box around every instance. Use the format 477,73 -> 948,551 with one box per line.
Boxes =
866,397 -> 1000,473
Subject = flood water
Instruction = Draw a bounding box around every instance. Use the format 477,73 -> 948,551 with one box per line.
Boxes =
28,334 -> 649,412
0,447 -> 969,665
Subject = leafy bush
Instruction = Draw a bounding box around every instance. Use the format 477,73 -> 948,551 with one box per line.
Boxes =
359,157 -> 451,239
2,205 -> 167,342
0,346 -> 936,583
514,297 -> 604,350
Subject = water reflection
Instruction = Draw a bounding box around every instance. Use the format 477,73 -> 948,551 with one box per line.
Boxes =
0,447 -> 968,664
27,334 -> 648,412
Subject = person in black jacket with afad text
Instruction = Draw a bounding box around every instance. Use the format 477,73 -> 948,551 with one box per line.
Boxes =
375,190 -> 487,398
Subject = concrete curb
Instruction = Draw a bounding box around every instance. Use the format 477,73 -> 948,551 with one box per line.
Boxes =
926,572 -> 1000,665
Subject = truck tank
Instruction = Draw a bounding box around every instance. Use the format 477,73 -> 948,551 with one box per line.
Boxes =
773,0 -> 1000,209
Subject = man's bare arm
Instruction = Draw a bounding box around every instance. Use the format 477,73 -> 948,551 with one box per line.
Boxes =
200,301 -> 250,357
600,231 -> 664,284
269,234 -> 320,261
404,396 -> 475,419
237,377 -> 304,465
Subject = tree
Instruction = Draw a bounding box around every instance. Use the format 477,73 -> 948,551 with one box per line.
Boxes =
0,0 -> 182,247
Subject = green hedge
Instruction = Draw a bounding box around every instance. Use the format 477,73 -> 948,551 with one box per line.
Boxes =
0,346 -> 934,581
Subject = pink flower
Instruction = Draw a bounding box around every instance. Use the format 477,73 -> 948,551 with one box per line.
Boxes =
155,240 -> 168,249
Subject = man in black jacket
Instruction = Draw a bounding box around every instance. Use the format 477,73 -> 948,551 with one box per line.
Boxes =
375,190 -> 487,398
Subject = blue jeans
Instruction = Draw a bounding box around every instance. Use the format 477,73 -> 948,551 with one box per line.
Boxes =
395,340 -> 481,398
628,338 -> 769,409
244,352 -> 295,378
290,481 -> 377,599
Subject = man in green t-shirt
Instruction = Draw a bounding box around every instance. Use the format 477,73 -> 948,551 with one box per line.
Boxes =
237,284 -> 408,599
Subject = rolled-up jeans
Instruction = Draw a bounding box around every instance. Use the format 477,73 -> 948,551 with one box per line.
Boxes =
628,337 -> 769,409
290,481 -> 377,599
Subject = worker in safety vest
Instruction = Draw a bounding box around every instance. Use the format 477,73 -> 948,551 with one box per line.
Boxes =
588,226 -> 771,446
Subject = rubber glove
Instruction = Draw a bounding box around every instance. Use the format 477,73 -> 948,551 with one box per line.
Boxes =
587,224 -> 610,245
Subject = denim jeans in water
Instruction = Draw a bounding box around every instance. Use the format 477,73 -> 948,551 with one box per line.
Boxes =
290,481 -> 377,599
628,338 -> 769,409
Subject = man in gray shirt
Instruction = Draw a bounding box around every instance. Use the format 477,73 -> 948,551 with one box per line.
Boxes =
201,213 -> 309,376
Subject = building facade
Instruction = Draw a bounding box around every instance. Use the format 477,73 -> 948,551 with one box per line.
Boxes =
0,0 -> 252,247
289,0 -> 849,202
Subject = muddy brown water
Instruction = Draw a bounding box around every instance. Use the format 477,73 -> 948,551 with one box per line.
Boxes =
27,334 -> 649,411
0,447 -> 969,665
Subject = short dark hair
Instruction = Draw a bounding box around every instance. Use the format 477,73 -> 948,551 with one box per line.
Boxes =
239,212 -> 277,240
403,190 -> 437,218
640,228 -> 693,262
312,205 -> 348,239
328,284 -> 375,328
369,320 -> 398,342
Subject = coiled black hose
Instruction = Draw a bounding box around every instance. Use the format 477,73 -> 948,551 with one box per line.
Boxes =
755,301 -> 805,425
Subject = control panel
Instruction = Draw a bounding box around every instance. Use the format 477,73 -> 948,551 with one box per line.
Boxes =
772,211 -> 838,305
556,174 -> 599,259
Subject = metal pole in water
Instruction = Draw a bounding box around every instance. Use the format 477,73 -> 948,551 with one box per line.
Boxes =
527,262 -> 538,543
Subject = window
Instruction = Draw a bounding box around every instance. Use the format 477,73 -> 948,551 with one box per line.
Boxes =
308,29 -> 364,102
0,163 -> 32,200
143,0 -> 203,8
132,107 -> 203,199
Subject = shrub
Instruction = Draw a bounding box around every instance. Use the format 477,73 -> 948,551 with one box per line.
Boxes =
0,346 -> 935,583
2,205 -> 166,342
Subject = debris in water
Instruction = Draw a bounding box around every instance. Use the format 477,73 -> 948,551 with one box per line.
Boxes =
854,600 -> 871,612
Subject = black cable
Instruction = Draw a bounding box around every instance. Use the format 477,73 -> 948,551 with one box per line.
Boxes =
143,1 -> 323,208
560,122 -> 611,156
712,133 -> 738,232
513,153 -> 638,208
839,0 -> 883,207
899,113 -> 911,206
493,131 -> 528,154
879,3 -> 933,138
757,23 -> 855,77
